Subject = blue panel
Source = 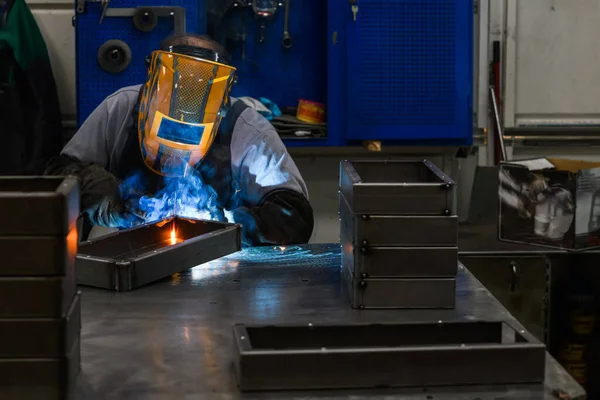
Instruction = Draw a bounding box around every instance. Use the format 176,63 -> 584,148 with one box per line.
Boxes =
75,0 -> 202,127
225,1 -> 333,147
228,2 -> 327,113
344,0 -> 473,144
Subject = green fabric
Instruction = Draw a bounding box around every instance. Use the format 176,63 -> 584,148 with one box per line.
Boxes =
0,0 -> 50,72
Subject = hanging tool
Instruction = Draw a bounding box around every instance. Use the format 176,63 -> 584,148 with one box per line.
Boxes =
252,0 -> 277,43
349,0 -> 358,21
281,0 -> 292,49
99,0 -> 109,24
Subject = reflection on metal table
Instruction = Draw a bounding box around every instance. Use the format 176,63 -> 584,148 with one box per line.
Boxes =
76,244 -> 585,399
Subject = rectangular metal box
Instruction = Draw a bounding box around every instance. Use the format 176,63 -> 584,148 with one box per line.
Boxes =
0,274 -> 76,318
233,321 -> 546,391
0,177 -> 79,236
341,229 -> 457,278
341,258 -> 456,309
0,229 -> 78,276
340,194 -> 458,247
340,160 -> 456,215
77,217 -> 242,291
0,292 -> 80,358
0,337 -> 80,400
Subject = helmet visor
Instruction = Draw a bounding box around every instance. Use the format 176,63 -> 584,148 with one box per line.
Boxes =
138,49 -> 236,177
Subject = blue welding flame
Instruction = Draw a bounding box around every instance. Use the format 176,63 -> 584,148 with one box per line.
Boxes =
121,169 -> 226,224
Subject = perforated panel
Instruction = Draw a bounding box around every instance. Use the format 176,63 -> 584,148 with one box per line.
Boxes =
345,0 -> 472,143
75,0 -> 201,127
227,1 -> 327,112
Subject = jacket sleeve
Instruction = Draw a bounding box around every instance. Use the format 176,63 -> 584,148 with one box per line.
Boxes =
44,95 -> 124,215
229,108 -> 313,246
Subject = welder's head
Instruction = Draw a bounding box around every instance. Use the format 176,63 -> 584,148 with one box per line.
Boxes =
138,34 -> 236,177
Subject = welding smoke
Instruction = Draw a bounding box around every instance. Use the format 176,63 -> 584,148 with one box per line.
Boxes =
121,169 -> 226,224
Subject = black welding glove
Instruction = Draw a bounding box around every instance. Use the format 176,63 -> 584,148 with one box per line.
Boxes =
229,189 -> 314,247
45,155 -> 146,228
90,193 -> 146,229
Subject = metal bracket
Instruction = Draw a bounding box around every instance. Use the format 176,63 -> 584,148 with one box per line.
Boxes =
104,6 -> 186,34
76,0 -> 85,14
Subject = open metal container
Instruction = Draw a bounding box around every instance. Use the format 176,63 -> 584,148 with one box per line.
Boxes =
0,293 -> 80,358
339,194 -> 458,247
0,274 -> 77,318
0,337 -> 80,400
76,217 -> 242,291
233,321 -> 546,391
340,160 -> 456,215
341,227 -> 457,278
0,177 -> 79,236
341,255 -> 456,309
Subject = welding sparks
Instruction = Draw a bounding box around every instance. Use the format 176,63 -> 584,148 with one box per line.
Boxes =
170,227 -> 178,245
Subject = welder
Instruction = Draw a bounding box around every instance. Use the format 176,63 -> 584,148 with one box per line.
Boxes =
45,34 -> 313,247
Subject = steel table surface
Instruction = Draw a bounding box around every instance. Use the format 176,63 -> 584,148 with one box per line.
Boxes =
75,244 -> 585,400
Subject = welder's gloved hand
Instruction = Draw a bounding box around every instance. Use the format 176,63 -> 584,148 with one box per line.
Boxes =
227,190 -> 314,247
87,195 -> 146,229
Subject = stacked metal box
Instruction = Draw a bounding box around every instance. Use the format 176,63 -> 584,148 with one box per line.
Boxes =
339,160 -> 458,309
0,177 -> 81,399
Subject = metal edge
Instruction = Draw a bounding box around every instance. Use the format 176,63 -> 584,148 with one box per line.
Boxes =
359,277 -> 456,310
75,257 -> 120,290
233,324 -> 251,353
423,159 -> 457,185
339,161 -> 356,211
132,223 -> 241,261
504,319 -> 545,346
340,256 -> 360,308
340,160 -> 361,185
129,225 -> 241,289
357,246 -> 459,278
115,261 -> 134,292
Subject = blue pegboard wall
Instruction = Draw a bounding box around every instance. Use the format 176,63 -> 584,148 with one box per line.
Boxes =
225,1 -> 327,124
75,0 -> 203,127
336,0 -> 473,145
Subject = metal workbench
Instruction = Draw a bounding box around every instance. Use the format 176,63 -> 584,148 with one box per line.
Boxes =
75,244 -> 585,399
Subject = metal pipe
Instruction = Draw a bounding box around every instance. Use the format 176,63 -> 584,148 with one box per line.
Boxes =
489,86 -> 507,161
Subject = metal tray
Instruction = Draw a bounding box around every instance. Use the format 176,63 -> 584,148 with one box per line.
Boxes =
0,292 -> 80,357
0,229 -> 77,276
341,228 -> 457,278
76,217 -> 242,291
0,274 -> 76,318
340,194 -> 458,247
342,256 -> 456,309
0,337 -> 80,400
0,176 -> 79,236
233,320 -> 546,391
340,160 -> 455,215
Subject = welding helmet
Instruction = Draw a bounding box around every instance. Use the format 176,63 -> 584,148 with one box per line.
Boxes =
138,44 -> 236,177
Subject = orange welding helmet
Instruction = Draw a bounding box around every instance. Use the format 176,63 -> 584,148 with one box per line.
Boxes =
138,45 -> 236,177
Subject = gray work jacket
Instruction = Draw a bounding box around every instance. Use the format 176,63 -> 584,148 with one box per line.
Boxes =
62,85 -> 309,208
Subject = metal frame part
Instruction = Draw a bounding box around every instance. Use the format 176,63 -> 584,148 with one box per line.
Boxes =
0,275 -> 76,318
340,160 -> 456,215
342,228 -> 458,278
341,257 -> 456,309
0,337 -> 80,400
0,229 -> 77,276
232,320 -> 546,391
76,217 -> 242,291
0,293 -> 80,358
0,177 -> 79,236
340,194 -> 458,247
